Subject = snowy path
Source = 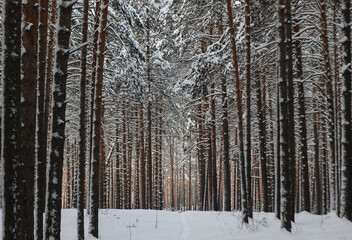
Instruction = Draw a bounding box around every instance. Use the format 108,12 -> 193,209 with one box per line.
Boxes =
1,209 -> 350,239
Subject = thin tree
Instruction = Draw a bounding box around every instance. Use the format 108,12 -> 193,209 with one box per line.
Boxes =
77,0 -> 89,238
244,0 -> 253,218
341,0 -> 352,222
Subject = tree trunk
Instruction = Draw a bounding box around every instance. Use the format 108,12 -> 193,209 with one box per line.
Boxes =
44,0 -> 75,238
89,0 -> 109,237
277,0 -> 292,231
341,0 -> 352,222
225,0 -> 248,222
256,73 -> 269,212
21,0 -> 38,238
77,0 -> 89,238
2,0 -> 22,238
87,0 -> 100,214
293,21 -> 310,213
244,0 -> 253,218
140,103 -> 146,209
35,0 -> 49,238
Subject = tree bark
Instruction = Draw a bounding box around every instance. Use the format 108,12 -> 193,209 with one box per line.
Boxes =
89,0 -> 109,237
244,0 -> 253,218
341,0 -> 352,222
277,0 -> 292,231
21,0 -> 38,238
35,0 -> 49,238
2,0 -> 22,238
44,0 -> 75,238
225,0 -> 248,222
77,0 -> 88,238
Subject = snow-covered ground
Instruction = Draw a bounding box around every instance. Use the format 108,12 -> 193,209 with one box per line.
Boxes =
65,209 -> 352,240
3,209 -> 352,239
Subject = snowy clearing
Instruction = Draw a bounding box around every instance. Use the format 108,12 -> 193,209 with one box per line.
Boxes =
18,210 -> 352,239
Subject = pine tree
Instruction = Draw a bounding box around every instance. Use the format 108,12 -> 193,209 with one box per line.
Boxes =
341,0 -> 352,222
77,0 -> 89,238
44,0 -> 75,238
2,0 -> 23,238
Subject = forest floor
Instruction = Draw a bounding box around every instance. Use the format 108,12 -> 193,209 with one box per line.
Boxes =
60,209 -> 352,240
4,209 -> 351,239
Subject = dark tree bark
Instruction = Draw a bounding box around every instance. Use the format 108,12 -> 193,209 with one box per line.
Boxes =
21,0 -> 38,238
140,102 -> 146,209
44,0 -> 75,238
341,0 -> 352,222
89,0 -> 109,237
256,74 -> 269,212
225,0 -> 248,222
332,0 -> 340,215
146,14 -> 154,209
210,81 -> 218,211
277,0 -> 292,232
293,22 -> 310,213
2,0 -> 22,238
77,0 -> 89,238
244,0 -> 253,218
122,102 -> 127,208
218,12 -> 231,212
170,137 -> 175,210
35,0 -> 49,238
87,0 -> 100,214
158,99 -> 164,210
135,109 -> 140,209
313,109 -> 322,215
284,0 -> 296,222
115,116 -> 121,209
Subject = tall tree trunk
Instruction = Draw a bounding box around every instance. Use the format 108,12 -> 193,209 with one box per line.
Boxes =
225,0 -> 248,223
146,14 -> 153,209
244,0 -> 253,218
135,108 -> 140,209
210,81 -> 218,211
256,73 -> 268,212
285,0 -> 296,222
140,103 -> 146,209
341,0 -> 352,222
21,0 -> 38,238
35,0 -> 49,238
2,0 -> 22,238
122,102 -> 127,208
44,0 -> 75,238
314,109 -> 322,215
319,0 -> 336,214
158,98 -> 163,209
293,21 -> 310,213
89,0 -> 108,237
277,0 -> 292,231
77,0 -> 89,238
115,116 -> 121,209
87,0 -> 100,213
170,137 -> 175,210
333,0 -> 340,215
218,5 -> 230,214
